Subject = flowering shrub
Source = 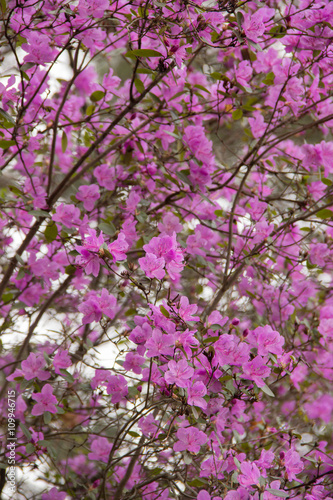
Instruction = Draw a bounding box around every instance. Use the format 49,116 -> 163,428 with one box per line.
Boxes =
0,0 -> 333,499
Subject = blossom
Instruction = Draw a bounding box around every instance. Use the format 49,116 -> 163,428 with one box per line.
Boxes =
53,350 -> 72,375
173,426 -> 207,453
213,335 -> 250,367
183,125 -> 214,165
178,296 -> 200,322
242,356 -> 271,388
22,32 -> 56,64
21,353 -> 50,381
76,184 -> 100,211
145,328 -> 174,357
284,449 -> 304,481
164,359 -> 194,388
123,352 -> 146,374
31,384 -> 58,416
238,461 -> 261,487
249,325 -> 285,356
42,487 -> 67,500
138,414 -> 159,436
88,436 -> 112,463
158,213 -> 183,235
243,12 -> 266,43
187,381 -> 207,409
99,288 -> 117,319
139,253 -> 165,280
106,374 -> 128,403
78,295 -> 102,324
52,203 -> 81,228
108,232 -> 128,261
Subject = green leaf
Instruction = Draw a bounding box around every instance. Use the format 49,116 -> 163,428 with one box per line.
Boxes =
43,412 -> 52,424
0,108 -> 15,125
128,431 -> 140,438
321,178 -> 332,186
65,264 -> 76,275
188,478 -> 208,487
98,221 -> 116,236
203,336 -> 219,343
125,49 -> 163,58
0,139 -> 15,149
316,209 -> 333,219
90,90 -> 105,102
266,490 -> 288,498
134,78 -> 145,93
61,131 -> 68,153
19,422 -> 32,440
25,443 -> 35,455
159,305 -> 170,318
232,109 -> 243,120
44,222 -> 58,243
29,209 -> 49,218
260,383 -> 275,397
60,369 -> 74,383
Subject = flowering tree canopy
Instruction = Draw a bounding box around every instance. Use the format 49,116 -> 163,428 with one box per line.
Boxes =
0,0 -> 333,498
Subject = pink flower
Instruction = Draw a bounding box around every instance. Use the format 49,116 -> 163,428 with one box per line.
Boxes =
145,328 -> 174,357
106,374 -> 128,403
139,253 -> 165,279
213,335 -> 250,367
174,426 -> 207,454
53,350 -> 72,375
249,325 -> 285,356
197,491 -> 222,500
242,356 -> 271,388
123,352 -> 146,374
138,414 -> 159,436
178,296 -> 200,322
284,449 -> 304,481
88,436 -> 112,463
75,229 -> 104,277
108,232 -> 128,261
42,487 -> 67,500
164,359 -> 194,388
91,369 -> 111,390
99,288 -> 117,319
94,164 -> 116,191
238,461 -> 261,487
21,353 -> 50,381
52,203 -> 81,228
183,125 -> 214,165
76,184 -> 100,211
22,32 -> 56,64
129,323 -> 152,346
187,381 -> 207,409
158,212 -> 183,235
31,384 -> 58,416
78,296 -> 102,324
235,61 -> 253,87
243,12 -> 266,43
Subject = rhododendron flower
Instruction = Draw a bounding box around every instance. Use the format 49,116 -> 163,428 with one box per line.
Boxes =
284,449 -> 304,481
78,296 -> 102,324
76,184 -> 100,211
108,232 -> 128,261
183,125 -> 214,165
91,369 -> 111,390
238,461 -> 261,487
52,203 -> 81,228
187,381 -> 207,409
213,335 -> 250,367
139,253 -> 165,279
99,288 -> 117,319
123,352 -> 146,374
145,328 -> 174,357
21,353 -> 50,381
249,325 -> 285,356
53,350 -> 72,375
164,359 -> 194,388
242,356 -> 271,387
243,12 -> 266,43
88,436 -> 112,463
173,426 -> 207,453
178,296 -> 200,322
197,491 -> 222,500
31,384 -> 58,416
106,374 -> 128,403
42,487 -> 67,500
138,414 -> 159,436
